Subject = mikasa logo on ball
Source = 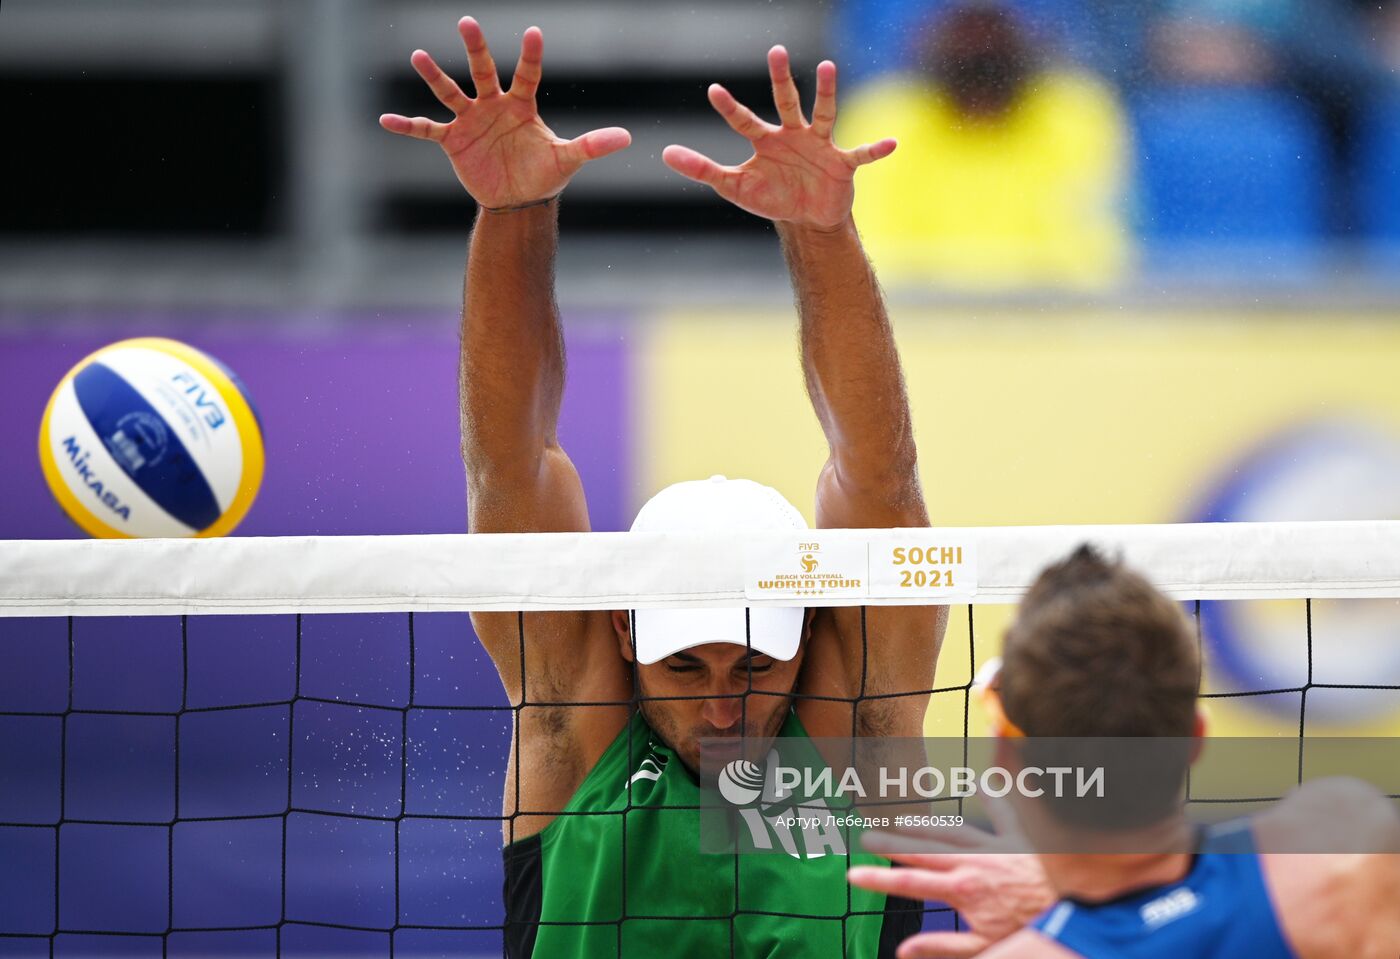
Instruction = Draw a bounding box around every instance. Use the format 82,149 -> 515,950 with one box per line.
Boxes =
59,436 -> 132,521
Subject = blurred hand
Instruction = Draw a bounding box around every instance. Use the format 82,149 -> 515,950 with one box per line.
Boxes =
380,18 -> 631,210
848,807 -> 1054,959
663,47 -> 896,231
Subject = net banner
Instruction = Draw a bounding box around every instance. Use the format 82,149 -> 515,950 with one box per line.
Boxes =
4,521 -> 1400,616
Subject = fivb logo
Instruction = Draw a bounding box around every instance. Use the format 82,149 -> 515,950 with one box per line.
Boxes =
715,751 -> 847,859
1140,887 -> 1200,930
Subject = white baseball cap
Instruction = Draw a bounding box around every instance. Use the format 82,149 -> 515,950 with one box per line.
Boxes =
629,476 -> 808,666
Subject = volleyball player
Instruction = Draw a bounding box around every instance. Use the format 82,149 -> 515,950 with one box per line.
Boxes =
850,546 -> 1400,958
382,18 -> 944,957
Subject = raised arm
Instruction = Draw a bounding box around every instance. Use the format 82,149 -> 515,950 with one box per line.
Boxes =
382,20 -> 633,835
781,211 -> 922,528
663,49 -> 944,734
663,50 -> 916,515
381,18 -> 628,539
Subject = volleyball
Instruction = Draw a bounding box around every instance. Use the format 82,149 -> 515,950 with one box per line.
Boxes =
38,337 -> 264,538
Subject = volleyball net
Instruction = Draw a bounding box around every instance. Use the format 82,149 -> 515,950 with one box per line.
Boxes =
2,522 -> 1399,957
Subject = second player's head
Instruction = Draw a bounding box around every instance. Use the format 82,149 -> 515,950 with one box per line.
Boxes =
986,545 -> 1204,836
997,543 -> 1201,740
616,476 -> 810,771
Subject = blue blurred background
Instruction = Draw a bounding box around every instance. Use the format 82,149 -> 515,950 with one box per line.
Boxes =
3,0 -> 1398,302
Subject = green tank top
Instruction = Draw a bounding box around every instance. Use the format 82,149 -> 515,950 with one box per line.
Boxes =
502,709 -> 918,958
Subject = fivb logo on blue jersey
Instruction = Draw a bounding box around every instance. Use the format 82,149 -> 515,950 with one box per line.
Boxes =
1140,887 -> 1201,930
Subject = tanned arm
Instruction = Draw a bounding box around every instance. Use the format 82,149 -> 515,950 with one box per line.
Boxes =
780,219 -> 920,522
662,47 -> 945,738
460,201 -> 576,540
382,18 -> 633,839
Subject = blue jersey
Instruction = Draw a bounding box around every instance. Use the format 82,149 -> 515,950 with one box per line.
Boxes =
1031,821 -> 1297,959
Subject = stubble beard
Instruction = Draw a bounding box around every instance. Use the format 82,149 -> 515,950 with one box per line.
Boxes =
635,682 -> 795,775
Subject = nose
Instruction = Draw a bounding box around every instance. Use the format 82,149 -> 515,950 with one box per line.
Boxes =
701,687 -> 747,732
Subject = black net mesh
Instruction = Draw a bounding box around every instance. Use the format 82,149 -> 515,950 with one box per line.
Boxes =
0,600 -> 1397,957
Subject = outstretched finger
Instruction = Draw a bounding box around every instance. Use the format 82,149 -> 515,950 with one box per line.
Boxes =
810,60 -> 838,138
767,45 -> 806,128
379,113 -> 447,142
846,865 -> 963,903
661,144 -> 735,191
561,126 -> 633,167
865,850 -> 966,871
510,25 -> 543,102
895,932 -> 990,959
864,823 -> 991,852
410,50 -> 470,114
708,84 -> 773,142
844,138 -> 898,167
458,16 -> 501,97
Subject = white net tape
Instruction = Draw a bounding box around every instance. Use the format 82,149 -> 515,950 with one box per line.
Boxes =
3,520 -> 1400,616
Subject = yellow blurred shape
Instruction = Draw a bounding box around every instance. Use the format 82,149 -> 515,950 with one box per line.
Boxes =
639,309 -> 1400,734
840,71 -> 1131,290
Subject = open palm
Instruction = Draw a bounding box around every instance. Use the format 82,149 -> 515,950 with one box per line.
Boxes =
663,47 -> 896,230
849,806 -> 1054,959
380,18 -> 630,210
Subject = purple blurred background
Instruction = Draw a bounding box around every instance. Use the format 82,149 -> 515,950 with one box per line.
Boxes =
0,318 -> 642,956
1,318 -> 634,538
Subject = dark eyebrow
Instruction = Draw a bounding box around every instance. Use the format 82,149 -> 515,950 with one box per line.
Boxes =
669,651 -> 703,664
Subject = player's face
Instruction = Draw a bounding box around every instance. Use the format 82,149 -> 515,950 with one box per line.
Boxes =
635,642 -> 803,774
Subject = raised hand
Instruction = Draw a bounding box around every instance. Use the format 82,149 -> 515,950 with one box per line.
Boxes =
848,805 -> 1054,958
662,46 -> 895,231
380,18 -> 631,210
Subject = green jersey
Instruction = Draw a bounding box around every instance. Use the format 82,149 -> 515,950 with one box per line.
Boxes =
503,709 -> 919,957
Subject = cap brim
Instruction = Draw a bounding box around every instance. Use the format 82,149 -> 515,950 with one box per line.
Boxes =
629,606 -> 804,665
